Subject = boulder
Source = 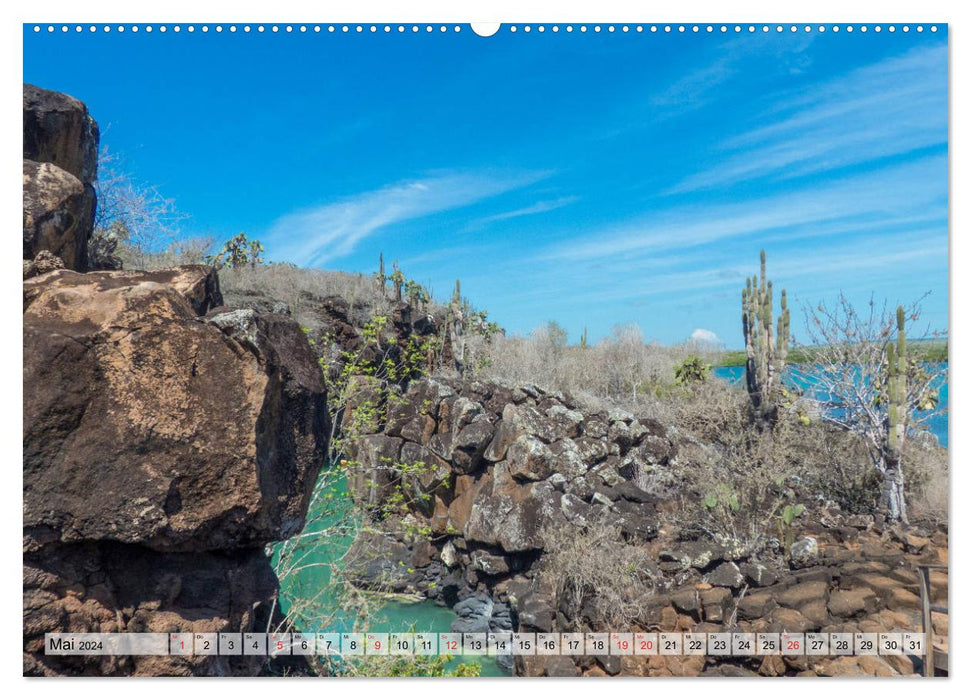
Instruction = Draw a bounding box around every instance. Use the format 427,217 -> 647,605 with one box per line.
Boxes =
547,438 -> 587,478
560,493 -> 595,525
790,536 -> 820,568
707,561 -> 745,588
582,416 -> 609,439
465,467 -> 565,552
23,261 -> 326,676
441,540 -> 460,568
23,268 -> 327,551
470,550 -> 511,576
741,561 -> 780,587
701,587 -> 733,622
451,418 -> 494,474
607,421 -> 633,453
827,588 -> 878,618
451,594 -> 494,633
776,580 -> 829,608
607,499 -> 659,541
574,436 -> 609,467
546,404 -> 583,438
23,541 -> 275,677
23,159 -> 95,271
737,591 -> 778,620
501,403 -> 560,443
23,250 -> 64,280
24,83 -> 99,182
506,435 -> 554,481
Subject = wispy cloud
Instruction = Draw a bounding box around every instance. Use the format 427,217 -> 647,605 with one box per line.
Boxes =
667,45 -> 947,194
650,59 -> 737,112
473,196 -> 578,227
542,155 -> 945,263
264,170 -> 549,266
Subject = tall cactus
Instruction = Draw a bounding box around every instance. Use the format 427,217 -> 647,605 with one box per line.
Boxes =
742,250 -> 789,423
390,261 -> 405,302
449,279 -> 466,376
883,306 -> 908,521
375,252 -> 386,297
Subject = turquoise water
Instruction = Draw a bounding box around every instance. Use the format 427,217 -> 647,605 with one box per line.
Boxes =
712,363 -> 949,447
271,470 -> 509,676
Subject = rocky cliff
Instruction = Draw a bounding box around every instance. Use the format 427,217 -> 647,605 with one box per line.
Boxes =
23,86 -> 328,676
340,375 -> 948,677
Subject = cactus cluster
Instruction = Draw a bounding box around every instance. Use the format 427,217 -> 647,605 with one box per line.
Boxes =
390,261 -> 405,302
741,250 -> 790,422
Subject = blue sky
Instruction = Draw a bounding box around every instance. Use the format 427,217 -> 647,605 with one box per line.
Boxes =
24,25 -> 948,347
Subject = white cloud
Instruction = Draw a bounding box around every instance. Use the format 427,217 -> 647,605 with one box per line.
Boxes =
690,328 -> 721,346
263,170 -> 548,266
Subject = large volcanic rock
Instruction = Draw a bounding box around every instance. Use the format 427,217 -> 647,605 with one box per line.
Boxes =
23,84 -> 100,272
23,265 -> 328,675
23,83 -> 99,183
24,266 -> 327,551
23,159 -> 95,271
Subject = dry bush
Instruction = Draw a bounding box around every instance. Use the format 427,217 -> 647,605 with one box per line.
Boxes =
219,264 -> 393,325
539,515 -> 658,630
475,323 -> 693,410
903,433 -> 949,525
117,236 -> 215,270
669,380 -> 891,549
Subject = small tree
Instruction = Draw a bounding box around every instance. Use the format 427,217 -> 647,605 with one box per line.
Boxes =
94,146 -> 187,269
675,354 -> 712,385
205,232 -> 265,270
601,323 -> 647,403
797,295 -> 944,522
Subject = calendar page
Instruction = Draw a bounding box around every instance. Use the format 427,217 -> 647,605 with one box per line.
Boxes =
21,5 -> 950,682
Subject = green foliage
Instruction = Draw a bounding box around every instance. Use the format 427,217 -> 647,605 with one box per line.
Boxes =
357,457 -> 442,525
306,314 -> 432,461
674,354 -> 712,384
776,502 -> 805,558
467,309 -> 504,340
205,231 -> 265,269
341,653 -> 481,677
720,340 -> 947,368
715,349 -> 747,367
702,483 -> 741,516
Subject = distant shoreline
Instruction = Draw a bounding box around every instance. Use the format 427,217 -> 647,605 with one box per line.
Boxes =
715,339 -> 949,367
